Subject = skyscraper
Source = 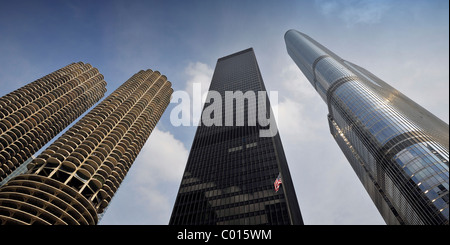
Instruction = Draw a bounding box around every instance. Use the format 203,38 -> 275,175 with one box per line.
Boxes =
170,48 -> 303,225
0,62 -> 107,182
0,69 -> 173,225
285,29 -> 449,225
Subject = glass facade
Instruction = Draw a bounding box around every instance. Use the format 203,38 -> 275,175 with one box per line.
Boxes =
169,48 -> 303,225
285,29 -> 449,225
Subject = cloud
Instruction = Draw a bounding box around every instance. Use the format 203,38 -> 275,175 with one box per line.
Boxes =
171,61 -> 214,126
133,127 -> 188,183
272,63 -> 327,144
281,64 -> 318,100
315,0 -> 391,26
99,127 -> 189,225
185,62 -> 214,95
184,61 -> 214,109
275,98 -> 317,143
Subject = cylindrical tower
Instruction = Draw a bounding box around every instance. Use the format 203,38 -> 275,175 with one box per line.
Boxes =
0,69 -> 173,225
285,29 -> 448,225
0,62 -> 107,182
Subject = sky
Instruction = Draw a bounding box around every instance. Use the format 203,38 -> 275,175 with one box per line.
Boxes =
0,0 -> 448,225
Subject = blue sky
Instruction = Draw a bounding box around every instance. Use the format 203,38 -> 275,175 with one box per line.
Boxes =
0,0 -> 448,225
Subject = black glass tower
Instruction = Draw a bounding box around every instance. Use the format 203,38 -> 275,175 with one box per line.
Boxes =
169,48 -> 303,225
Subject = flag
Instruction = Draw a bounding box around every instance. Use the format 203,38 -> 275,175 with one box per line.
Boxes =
274,173 -> 282,192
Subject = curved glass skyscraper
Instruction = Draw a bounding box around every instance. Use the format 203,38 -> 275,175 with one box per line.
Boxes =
285,29 -> 448,225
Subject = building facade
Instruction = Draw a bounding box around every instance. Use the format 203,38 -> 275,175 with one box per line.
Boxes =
0,69 -> 173,225
285,29 -> 449,225
0,62 -> 107,182
170,48 -> 303,225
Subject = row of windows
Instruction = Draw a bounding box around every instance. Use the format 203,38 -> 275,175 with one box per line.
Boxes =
181,170 -> 279,194
180,173 -> 279,195
188,137 -> 272,166
383,171 -> 425,225
394,142 -> 449,219
315,56 -> 354,92
227,141 -> 258,153
329,79 -> 449,224
329,117 -> 401,223
175,186 -> 282,208
213,53 -> 262,95
0,62 -> 89,114
334,81 -> 419,146
184,154 -> 278,183
331,114 -> 418,224
171,187 -> 289,225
